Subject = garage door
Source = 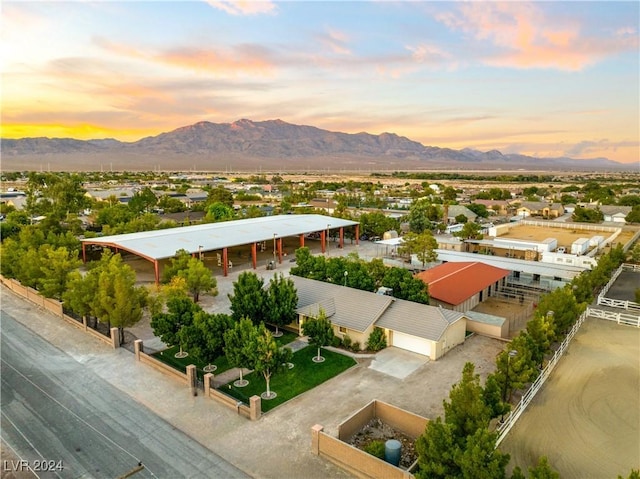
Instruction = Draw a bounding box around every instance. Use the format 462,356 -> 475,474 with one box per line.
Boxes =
392,331 -> 431,356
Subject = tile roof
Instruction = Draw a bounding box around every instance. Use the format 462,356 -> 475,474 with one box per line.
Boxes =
292,276 -> 463,341
415,262 -> 510,306
293,276 -> 391,332
375,300 -> 463,341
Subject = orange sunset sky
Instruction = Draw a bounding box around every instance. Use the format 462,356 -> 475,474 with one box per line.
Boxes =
2,1 -> 639,164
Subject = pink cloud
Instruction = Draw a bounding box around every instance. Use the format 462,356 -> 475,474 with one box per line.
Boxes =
436,2 -> 639,71
205,0 -> 276,16
158,45 -> 275,76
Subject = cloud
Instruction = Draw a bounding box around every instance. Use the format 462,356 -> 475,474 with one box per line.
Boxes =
158,44 -> 275,76
316,29 -> 352,56
564,139 -> 640,158
435,2 -> 639,71
205,0 -> 276,16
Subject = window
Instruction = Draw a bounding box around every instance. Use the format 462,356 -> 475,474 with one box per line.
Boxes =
339,326 -> 347,334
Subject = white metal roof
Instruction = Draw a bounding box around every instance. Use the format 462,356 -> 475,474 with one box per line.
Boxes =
82,214 -> 358,260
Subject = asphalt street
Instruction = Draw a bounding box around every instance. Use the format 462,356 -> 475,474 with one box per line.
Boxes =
0,311 -> 250,479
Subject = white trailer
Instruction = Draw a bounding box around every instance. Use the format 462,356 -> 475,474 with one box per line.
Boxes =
571,238 -> 590,255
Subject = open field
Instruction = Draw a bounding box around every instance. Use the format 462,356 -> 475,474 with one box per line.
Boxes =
500,317 -> 640,478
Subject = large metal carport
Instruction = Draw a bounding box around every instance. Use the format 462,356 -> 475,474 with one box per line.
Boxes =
80,214 -> 359,283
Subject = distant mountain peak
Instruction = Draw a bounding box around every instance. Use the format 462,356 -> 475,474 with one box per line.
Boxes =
1,118 -> 627,171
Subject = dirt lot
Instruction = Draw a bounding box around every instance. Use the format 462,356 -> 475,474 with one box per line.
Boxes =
496,223 -> 623,251
499,317 -> 640,479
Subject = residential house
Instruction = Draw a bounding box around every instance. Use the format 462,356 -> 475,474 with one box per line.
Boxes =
291,276 -> 466,360
514,201 -> 564,219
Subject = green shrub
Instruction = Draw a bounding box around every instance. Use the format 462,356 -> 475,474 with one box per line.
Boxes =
331,335 -> 342,347
351,341 -> 361,352
366,327 -> 387,352
364,440 -> 385,459
342,334 -> 352,350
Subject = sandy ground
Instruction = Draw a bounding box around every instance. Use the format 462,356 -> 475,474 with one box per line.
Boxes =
496,223 -> 626,251
499,317 -> 640,479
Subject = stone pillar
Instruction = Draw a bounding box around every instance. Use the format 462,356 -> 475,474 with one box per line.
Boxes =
186,364 -> 197,396
311,424 -> 324,455
110,327 -> 120,349
134,339 -> 143,361
204,373 -> 213,397
249,395 -> 261,421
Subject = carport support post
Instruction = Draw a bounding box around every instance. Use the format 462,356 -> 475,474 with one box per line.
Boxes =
222,247 -> 229,276
321,231 -> 326,253
277,237 -> 283,264
355,225 -> 360,245
186,364 -> 197,396
154,260 -> 160,285
251,242 -> 257,269
339,227 -> 344,248
82,242 -> 87,263
299,234 -> 305,248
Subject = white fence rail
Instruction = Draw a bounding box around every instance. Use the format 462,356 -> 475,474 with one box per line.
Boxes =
586,307 -> 640,328
495,310 -> 587,446
597,263 -> 640,311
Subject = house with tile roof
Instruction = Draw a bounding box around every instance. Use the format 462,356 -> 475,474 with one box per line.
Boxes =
414,262 -> 510,312
291,276 -> 466,360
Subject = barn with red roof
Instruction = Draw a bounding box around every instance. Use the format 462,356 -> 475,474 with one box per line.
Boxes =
415,262 -> 510,312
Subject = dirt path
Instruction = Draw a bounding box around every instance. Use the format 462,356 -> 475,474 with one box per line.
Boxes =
499,317 -> 640,478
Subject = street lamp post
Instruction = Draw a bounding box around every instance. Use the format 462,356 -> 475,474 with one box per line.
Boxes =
501,349 -> 518,422
198,245 -> 203,261
343,270 -> 348,287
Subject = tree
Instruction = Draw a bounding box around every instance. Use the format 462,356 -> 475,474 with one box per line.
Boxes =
482,373 -> 510,420
407,199 -> 441,233
205,202 -> 235,222
444,362 -> 491,445
495,335 -> 539,402
382,267 -> 429,304
535,285 -> 583,339
528,456 -> 560,479
457,427 -> 509,479
454,222 -> 483,240
161,249 -> 191,284
265,274 -> 298,336
228,271 -> 267,324
626,205 -> 640,223
571,205 -> 603,223
128,187 -> 157,214
398,231 -> 438,267
467,203 -> 489,218
366,327 -> 387,352
290,247 -> 327,281
181,312 -> 234,371
250,324 -> 293,399
455,213 -> 468,224
223,318 -> 258,386
526,312 -> 555,367
206,185 -> 234,207
178,257 -> 217,302
93,252 -> 148,343
38,245 -> 82,299
150,296 -> 202,349
302,309 -> 335,361
415,417 -> 459,479
358,212 -> 400,238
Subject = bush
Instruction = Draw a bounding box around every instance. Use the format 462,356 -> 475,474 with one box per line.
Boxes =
331,335 -> 342,347
342,334 -> 352,350
366,327 -> 387,352
351,341 -> 361,352
364,440 -> 385,459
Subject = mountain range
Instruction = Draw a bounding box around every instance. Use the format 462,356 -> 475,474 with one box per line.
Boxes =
1,119 -> 628,171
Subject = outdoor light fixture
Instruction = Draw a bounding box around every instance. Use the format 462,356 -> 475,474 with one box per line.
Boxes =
501,349 -> 518,422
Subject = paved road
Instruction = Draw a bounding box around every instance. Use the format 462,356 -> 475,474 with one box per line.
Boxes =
0,311 -> 250,479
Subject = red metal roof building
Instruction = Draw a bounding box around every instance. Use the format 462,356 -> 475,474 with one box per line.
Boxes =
415,262 -> 510,312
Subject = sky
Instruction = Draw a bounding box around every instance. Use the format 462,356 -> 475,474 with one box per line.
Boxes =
1,1 -> 639,164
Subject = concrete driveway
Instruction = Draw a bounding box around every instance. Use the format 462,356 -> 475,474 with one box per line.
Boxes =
368,347 -> 429,379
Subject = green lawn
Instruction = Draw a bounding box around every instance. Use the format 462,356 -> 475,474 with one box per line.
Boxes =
270,329 -> 298,347
152,345 -> 233,379
222,345 -> 357,412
